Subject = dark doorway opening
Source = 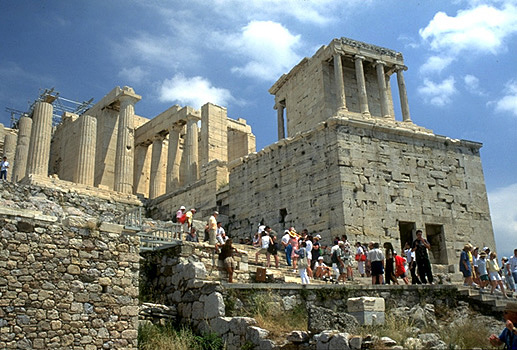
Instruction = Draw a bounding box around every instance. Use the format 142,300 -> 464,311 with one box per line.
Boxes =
425,224 -> 447,264
398,221 -> 416,253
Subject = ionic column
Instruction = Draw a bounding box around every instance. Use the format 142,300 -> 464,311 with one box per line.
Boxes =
149,135 -> 165,199
12,116 -> 32,182
354,55 -> 370,116
275,102 -> 285,140
333,54 -> 347,111
73,115 -> 96,186
396,66 -> 412,122
185,114 -> 200,183
166,124 -> 182,192
26,101 -> 53,177
375,61 -> 391,119
114,95 -> 138,193
4,133 -> 17,181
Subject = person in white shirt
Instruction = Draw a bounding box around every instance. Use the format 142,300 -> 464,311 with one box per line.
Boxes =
404,242 -> 420,284
216,222 -> 226,245
255,231 -> 270,264
0,156 -> 9,181
509,249 -> 517,285
315,256 -> 332,279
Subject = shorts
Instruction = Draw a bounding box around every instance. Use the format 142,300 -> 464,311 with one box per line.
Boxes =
462,269 -> 472,278
371,261 -> 384,276
480,274 -> 489,281
332,263 -> 345,275
489,271 -> 501,281
224,257 -> 236,269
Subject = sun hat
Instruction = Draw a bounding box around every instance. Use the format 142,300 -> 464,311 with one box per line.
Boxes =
315,234 -> 322,240
180,206 -> 186,210
318,256 -> 324,260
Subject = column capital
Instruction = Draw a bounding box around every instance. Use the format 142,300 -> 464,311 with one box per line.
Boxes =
354,55 -> 366,61
394,64 -> 408,72
186,113 -> 201,122
374,60 -> 386,67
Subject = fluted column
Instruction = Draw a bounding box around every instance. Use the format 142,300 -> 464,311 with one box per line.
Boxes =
333,54 -> 347,111
73,115 -> 97,186
166,124 -> 182,192
4,133 -> 17,181
185,114 -> 200,183
375,60 -> 391,118
26,101 -> 53,177
276,103 -> 285,140
12,116 -> 32,182
114,95 -> 138,193
149,135 -> 165,198
396,66 -> 412,122
354,55 -> 370,116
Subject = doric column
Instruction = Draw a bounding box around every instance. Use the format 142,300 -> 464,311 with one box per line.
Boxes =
149,135 -> 165,199
12,116 -> 32,182
333,54 -> 347,111
375,60 -> 391,118
396,66 -> 412,122
354,55 -> 370,117
275,102 -> 285,140
114,95 -> 138,193
73,115 -> 96,186
3,133 -> 17,181
26,101 -> 53,177
166,124 -> 182,192
185,113 -> 200,183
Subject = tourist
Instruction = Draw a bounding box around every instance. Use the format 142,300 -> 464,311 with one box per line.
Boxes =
365,242 -> 373,278
412,230 -> 434,284
203,224 -> 210,242
487,252 -> 508,298
330,241 -> 347,283
343,240 -> 354,281
186,228 -> 199,242
477,251 -> 489,289
311,235 -> 322,270
355,242 -> 366,277
488,302 -> 517,349
295,241 -> 310,284
255,230 -> 270,265
216,239 -> 243,283
467,243 -> 477,286
305,235 -> 313,278
216,221 -> 226,245
185,208 -> 196,232
266,227 -> 279,268
509,249 -> 517,285
175,205 -> 186,224
314,256 -> 332,280
472,247 -> 481,286
502,257 -> 516,292
0,156 -> 9,181
384,242 -> 397,285
281,230 -> 292,266
289,228 -> 300,273
460,244 -> 474,287
368,242 -> 384,285
208,211 -> 218,245
404,242 -> 420,284
394,251 -> 409,285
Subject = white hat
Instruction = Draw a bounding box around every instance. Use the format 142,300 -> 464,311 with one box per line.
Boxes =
315,234 -> 322,240
180,206 -> 186,210
318,256 -> 324,260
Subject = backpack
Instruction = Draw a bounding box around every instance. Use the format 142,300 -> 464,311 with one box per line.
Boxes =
331,249 -> 339,264
172,215 -> 177,223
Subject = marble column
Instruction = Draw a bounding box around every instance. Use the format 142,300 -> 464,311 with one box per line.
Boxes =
396,67 -> 412,122
276,103 -> 285,140
73,115 -> 96,186
26,101 -> 53,177
333,54 -> 347,111
354,55 -> 370,117
185,114 -> 200,183
375,61 -> 391,118
12,116 -> 32,182
114,95 -> 138,193
3,133 -> 17,181
149,135 -> 165,199
166,124 -> 182,192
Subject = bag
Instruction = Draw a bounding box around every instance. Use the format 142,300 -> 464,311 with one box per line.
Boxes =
172,215 -> 177,223
299,256 -> 308,269
179,214 -> 187,224
355,253 -> 361,261
361,254 -> 366,261
331,250 -> 339,264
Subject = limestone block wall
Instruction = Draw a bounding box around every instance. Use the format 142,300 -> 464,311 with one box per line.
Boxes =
0,209 -> 140,349
150,160 -> 229,221
228,117 -> 494,266
49,112 -> 80,181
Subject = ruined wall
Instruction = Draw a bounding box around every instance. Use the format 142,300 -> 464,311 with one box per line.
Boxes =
228,117 -> 494,265
0,183 -> 141,349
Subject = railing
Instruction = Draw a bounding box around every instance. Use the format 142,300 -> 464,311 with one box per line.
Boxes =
116,207 -> 143,230
139,224 -> 183,251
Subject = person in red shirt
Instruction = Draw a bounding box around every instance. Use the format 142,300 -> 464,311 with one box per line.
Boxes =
394,251 -> 410,285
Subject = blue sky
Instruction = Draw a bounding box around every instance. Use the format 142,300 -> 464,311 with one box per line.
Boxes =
1,0 -> 516,258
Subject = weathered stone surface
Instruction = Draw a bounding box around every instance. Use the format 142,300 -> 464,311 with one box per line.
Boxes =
287,330 -> 309,343
308,305 -> 359,334
203,292 -> 225,319
327,333 -> 350,350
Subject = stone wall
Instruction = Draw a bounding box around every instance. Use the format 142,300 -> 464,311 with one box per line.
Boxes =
0,182 -> 141,349
228,116 -> 495,265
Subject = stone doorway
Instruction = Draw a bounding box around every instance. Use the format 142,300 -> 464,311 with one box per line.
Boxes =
398,221 -> 415,253
425,224 -> 447,264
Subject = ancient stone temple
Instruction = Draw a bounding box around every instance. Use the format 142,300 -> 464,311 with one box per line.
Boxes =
228,37 -> 495,266
1,37 -> 495,267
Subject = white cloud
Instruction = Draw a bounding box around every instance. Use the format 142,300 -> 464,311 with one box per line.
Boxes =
220,20 -> 302,81
488,183 -> 517,256
417,77 -> 458,106
464,74 -> 487,96
494,80 -> 517,116
118,66 -> 147,84
158,74 -> 234,109
420,55 -> 455,74
419,3 -> 517,56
